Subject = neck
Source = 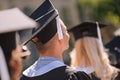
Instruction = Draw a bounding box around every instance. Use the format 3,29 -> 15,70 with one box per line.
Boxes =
39,47 -> 63,60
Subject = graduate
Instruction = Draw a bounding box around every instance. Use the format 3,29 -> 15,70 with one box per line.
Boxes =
0,8 -> 37,80
105,28 -> 120,68
105,36 -> 120,68
105,29 -> 120,79
20,0 -> 91,80
69,22 -> 120,80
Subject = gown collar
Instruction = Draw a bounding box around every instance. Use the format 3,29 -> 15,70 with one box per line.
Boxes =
23,56 -> 65,77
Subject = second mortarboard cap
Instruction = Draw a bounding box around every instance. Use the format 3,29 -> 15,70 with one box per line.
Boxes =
68,22 -> 108,40
0,8 -> 37,33
0,7 -> 37,59
21,0 -> 63,45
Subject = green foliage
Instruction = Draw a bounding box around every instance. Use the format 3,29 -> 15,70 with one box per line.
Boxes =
77,0 -> 120,28
92,0 -> 120,28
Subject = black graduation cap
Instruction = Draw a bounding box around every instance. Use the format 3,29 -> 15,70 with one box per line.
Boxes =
68,22 -> 108,40
20,0 -> 63,45
0,8 -> 37,79
105,36 -> 120,53
105,36 -> 120,68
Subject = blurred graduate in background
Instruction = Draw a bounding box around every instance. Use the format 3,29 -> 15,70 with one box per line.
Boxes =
105,28 -> 120,69
69,22 -> 120,80
0,8 -> 37,80
105,28 -> 120,79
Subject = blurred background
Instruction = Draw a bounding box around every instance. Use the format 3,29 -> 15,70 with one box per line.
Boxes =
0,0 -> 120,69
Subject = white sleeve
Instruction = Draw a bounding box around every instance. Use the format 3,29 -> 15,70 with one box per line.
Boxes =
0,46 -> 10,80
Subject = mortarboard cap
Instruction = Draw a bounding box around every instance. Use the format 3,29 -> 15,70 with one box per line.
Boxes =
0,8 -> 37,33
20,0 -> 63,45
26,0 -> 62,44
68,22 -> 108,40
0,8 -> 37,78
0,7 -> 37,59
105,36 -> 120,54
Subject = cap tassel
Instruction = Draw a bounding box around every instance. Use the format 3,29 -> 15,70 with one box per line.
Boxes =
56,16 -> 63,40
96,22 -> 104,51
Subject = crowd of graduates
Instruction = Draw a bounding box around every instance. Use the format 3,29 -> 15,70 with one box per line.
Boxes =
0,0 -> 120,80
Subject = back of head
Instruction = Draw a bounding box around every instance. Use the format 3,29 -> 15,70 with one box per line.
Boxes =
29,0 -> 68,53
70,37 -> 100,67
69,22 -> 108,67
70,38 -> 91,67
33,19 -> 67,53
71,36 -> 119,80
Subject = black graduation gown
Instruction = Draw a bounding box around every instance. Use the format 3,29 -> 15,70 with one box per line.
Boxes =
89,72 -> 100,80
20,66 -> 91,80
74,66 -> 100,80
89,72 -> 120,80
114,72 -> 120,80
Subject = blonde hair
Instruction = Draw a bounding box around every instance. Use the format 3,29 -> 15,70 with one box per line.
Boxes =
70,37 -> 119,80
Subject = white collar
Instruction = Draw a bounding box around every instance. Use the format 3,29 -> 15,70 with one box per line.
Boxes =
23,60 -> 65,77
74,66 -> 94,74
